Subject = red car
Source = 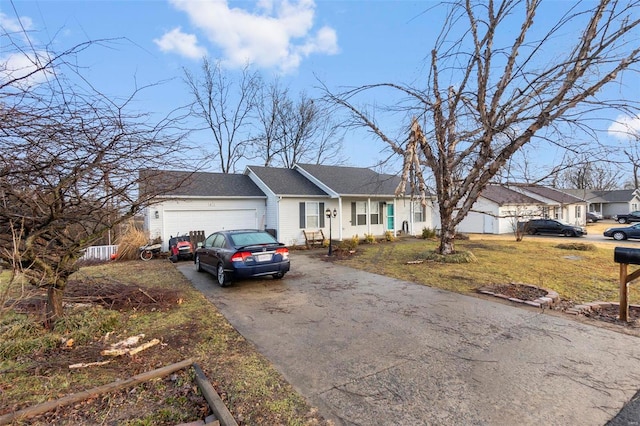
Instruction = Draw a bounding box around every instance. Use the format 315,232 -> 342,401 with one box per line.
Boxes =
169,235 -> 194,262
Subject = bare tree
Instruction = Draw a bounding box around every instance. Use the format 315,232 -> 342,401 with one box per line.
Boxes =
256,79 -> 288,167
555,156 -> 622,190
184,59 -> 261,173
255,82 -> 344,168
1,33 -> 190,327
327,0 -> 640,254
624,141 -> 640,189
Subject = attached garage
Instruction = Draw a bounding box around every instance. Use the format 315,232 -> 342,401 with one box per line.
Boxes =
142,171 -> 267,251
163,208 -> 259,237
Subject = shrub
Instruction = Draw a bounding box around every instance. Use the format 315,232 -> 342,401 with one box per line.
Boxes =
115,219 -> 149,260
555,243 -> 596,251
364,233 -> 376,244
339,235 -> 360,251
384,230 -> 395,242
421,227 -> 437,239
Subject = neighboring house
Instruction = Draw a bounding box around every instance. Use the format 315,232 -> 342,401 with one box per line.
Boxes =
562,189 -> 640,219
143,171 -> 267,251
143,164 -> 434,248
457,185 -> 547,234
510,184 -> 588,225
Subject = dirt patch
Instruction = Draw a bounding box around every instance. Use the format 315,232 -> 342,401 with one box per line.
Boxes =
12,278 -> 183,314
2,261 -> 328,426
481,283 -> 548,300
479,283 -> 640,329
584,304 -> 640,326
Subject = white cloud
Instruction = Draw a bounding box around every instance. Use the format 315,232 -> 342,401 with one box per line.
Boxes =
162,0 -> 338,73
153,27 -> 207,59
608,114 -> 640,141
0,12 -> 33,34
0,51 -> 53,89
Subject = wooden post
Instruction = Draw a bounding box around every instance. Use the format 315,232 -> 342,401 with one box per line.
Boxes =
620,263 -> 629,322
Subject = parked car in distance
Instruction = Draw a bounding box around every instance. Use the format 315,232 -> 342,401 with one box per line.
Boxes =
613,211 -> 640,224
194,229 -> 290,287
586,212 -> 602,223
603,223 -> 640,241
523,219 -> 587,237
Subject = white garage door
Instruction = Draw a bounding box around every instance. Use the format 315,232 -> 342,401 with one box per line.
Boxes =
164,209 -> 258,238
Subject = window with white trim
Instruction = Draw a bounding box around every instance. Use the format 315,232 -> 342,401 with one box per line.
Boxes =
370,202 -> 380,225
299,202 -> 325,229
413,203 -> 426,222
306,202 -> 319,228
574,205 -> 581,218
351,201 -> 367,225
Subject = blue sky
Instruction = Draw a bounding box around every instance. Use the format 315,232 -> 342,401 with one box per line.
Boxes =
2,0 -> 639,176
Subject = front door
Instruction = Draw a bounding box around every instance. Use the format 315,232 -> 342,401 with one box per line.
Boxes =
387,204 -> 394,230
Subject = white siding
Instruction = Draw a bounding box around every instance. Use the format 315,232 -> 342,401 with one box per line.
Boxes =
147,198 -> 266,251
278,197 -> 336,246
457,198 -> 498,234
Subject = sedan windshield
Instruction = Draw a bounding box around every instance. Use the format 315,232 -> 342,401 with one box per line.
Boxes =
230,232 -> 278,247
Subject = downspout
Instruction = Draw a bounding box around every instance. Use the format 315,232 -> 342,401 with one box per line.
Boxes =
367,198 -> 371,235
338,197 -> 343,241
276,196 -> 281,241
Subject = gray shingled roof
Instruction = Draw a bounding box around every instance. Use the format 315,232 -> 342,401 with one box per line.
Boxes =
246,166 -> 328,196
516,185 -> 584,204
562,189 -> 638,203
481,185 -> 542,205
296,163 -> 401,196
141,170 -> 265,198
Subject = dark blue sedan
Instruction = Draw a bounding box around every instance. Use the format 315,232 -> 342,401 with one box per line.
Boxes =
603,223 -> 640,241
194,229 -> 290,286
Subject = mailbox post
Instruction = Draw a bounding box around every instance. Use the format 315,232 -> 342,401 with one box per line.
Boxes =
613,247 -> 640,322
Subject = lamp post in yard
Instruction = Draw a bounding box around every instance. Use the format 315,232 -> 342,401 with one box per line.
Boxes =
325,208 -> 337,256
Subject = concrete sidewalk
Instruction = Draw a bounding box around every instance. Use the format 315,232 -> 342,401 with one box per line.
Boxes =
178,254 -> 640,425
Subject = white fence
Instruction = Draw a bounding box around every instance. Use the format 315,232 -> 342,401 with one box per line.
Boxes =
80,245 -> 118,261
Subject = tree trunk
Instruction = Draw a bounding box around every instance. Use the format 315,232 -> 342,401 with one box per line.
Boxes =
46,286 -> 64,330
438,205 -> 457,255
438,227 -> 456,255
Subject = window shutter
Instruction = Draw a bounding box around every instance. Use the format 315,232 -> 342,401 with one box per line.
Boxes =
319,202 -> 325,228
351,202 -> 356,225
299,203 -> 305,229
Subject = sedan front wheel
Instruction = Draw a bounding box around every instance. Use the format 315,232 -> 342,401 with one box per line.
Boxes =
613,231 -> 627,241
618,218 -> 628,224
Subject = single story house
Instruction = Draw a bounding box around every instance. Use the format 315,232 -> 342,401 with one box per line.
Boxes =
510,184 -> 587,226
561,189 -> 640,219
457,185 -> 549,234
143,164 -> 434,249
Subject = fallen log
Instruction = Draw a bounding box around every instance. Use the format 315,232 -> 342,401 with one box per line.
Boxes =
193,363 -> 238,426
0,358 -> 194,425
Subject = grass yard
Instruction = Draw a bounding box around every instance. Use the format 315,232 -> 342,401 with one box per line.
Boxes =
0,260 -> 327,425
336,225 -> 640,306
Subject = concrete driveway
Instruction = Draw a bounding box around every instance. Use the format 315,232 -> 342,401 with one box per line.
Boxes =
177,253 -> 640,425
